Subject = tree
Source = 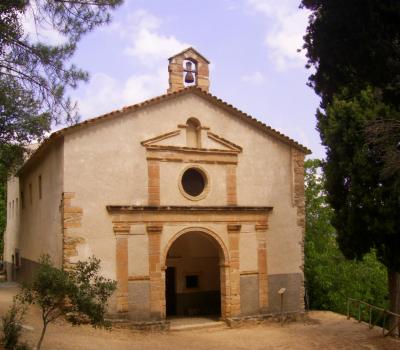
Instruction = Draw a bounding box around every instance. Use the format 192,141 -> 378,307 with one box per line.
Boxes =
1,0 -> 123,126
0,0 -> 122,153
0,0 -> 123,251
301,0 -> 400,108
304,159 -> 388,314
19,255 -> 116,350
365,118 -> 400,178
301,0 -> 400,325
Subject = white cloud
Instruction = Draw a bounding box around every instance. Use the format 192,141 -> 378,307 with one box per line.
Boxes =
75,69 -> 168,119
241,71 -> 264,84
75,10 -> 190,119
247,0 -> 310,71
224,0 -> 239,11
21,4 -> 67,45
110,10 -> 190,66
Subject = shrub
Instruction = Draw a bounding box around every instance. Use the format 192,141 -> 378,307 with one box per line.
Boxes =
1,299 -> 29,350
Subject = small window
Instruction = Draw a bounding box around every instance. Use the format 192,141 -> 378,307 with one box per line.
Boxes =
12,200 -> 14,218
29,183 -> 32,205
21,192 -> 25,209
186,275 -> 199,289
38,175 -> 42,199
181,168 -> 206,197
16,198 -> 18,216
186,118 -> 201,148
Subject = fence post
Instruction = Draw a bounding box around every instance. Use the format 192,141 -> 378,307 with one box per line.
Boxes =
369,305 -> 372,329
347,299 -> 350,320
383,311 -> 386,336
358,302 -> 361,323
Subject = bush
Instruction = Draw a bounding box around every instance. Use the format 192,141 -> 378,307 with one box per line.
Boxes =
304,159 -> 388,314
19,255 -> 116,350
1,299 -> 29,350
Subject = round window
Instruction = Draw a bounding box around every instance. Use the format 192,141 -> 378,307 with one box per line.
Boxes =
181,167 -> 207,198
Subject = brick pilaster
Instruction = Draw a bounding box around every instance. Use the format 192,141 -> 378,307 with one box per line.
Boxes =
114,224 -> 129,313
227,224 -> 241,316
147,224 -> 163,319
226,164 -> 237,206
147,160 -> 160,206
256,223 -> 268,312
219,261 -> 231,319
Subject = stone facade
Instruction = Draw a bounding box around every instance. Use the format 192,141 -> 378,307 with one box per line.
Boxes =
3,48 -> 310,323
62,192 -> 85,271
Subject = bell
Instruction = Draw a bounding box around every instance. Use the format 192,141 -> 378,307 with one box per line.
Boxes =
184,61 -> 195,84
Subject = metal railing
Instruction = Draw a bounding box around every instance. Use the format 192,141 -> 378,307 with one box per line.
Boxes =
347,298 -> 399,337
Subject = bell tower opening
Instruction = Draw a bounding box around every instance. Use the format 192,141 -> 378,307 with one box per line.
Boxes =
183,59 -> 197,87
165,231 -> 221,317
168,47 -> 210,93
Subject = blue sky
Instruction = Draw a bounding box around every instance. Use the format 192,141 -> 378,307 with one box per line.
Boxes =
25,0 -> 324,158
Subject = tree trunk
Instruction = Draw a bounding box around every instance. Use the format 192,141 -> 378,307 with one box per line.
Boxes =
388,269 -> 400,336
36,322 -> 48,350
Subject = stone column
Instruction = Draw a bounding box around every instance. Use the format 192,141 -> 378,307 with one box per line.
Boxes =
256,223 -> 268,312
114,224 -> 130,313
147,224 -> 163,319
227,224 -> 241,317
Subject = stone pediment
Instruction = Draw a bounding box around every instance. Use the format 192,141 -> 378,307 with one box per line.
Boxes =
140,127 -> 242,153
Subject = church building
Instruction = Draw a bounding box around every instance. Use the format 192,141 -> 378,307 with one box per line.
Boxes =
4,48 -> 310,322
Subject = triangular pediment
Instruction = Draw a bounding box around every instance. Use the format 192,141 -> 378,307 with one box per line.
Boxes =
141,126 -> 242,153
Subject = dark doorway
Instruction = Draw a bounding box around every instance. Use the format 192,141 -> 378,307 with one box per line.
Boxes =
166,267 -> 176,316
165,231 -> 221,317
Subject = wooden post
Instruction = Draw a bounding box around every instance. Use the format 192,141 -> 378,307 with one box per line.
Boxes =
278,288 -> 286,326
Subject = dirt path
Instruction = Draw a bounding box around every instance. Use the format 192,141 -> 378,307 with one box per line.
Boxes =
1,283 -> 399,350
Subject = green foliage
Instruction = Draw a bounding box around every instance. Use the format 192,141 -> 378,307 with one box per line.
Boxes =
319,89 -> 400,271
1,0 -> 123,125
301,0 -> 400,108
305,159 -> 388,314
0,0 -> 123,258
19,255 -> 116,350
301,0 -> 400,315
1,298 -> 30,350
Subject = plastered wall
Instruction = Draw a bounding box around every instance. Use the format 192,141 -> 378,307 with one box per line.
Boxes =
3,140 -> 64,278
63,93 -> 302,281
3,176 -> 20,267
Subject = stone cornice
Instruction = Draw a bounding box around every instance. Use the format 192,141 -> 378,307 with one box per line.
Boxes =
107,205 -> 273,213
107,205 -> 272,226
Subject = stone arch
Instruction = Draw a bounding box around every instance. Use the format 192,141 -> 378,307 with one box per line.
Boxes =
162,226 -> 229,266
162,227 -> 231,319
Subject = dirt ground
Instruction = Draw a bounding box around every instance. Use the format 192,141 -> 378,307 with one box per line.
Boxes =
1,283 -> 399,350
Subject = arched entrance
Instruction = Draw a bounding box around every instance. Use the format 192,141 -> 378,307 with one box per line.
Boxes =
164,230 -> 226,317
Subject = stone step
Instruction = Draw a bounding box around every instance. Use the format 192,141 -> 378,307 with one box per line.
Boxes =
170,320 -> 227,332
